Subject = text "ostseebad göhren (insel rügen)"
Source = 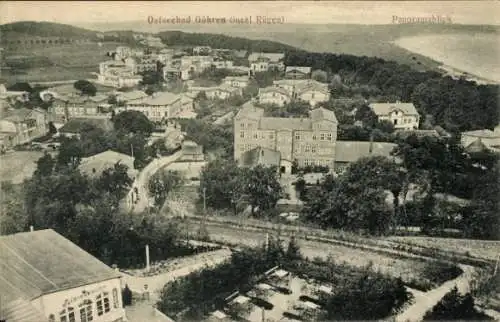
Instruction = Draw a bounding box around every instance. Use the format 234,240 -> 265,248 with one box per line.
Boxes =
148,15 -> 285,24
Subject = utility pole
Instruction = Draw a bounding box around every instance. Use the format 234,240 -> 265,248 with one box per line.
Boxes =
145,244 -> 150,272
130,143 -> 134,158
200,187 -> 207,234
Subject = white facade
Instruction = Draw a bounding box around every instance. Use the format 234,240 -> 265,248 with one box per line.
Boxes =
212,60 -> 234,69
378,110 -> 419,130
251,61 -> 269,73
297,88 -> 330,107
258,88 -> 290,106
36,278 -> 126,322
222,77 -> 250,88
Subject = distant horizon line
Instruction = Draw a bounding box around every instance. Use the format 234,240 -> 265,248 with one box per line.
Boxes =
2,19 -> 500,27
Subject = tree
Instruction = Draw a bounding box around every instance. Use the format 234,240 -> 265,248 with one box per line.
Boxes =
112,110 -> 154,135
97,162 -> 133,201
423,287 -> 492,321
73,80 -> 97,96
48,121 -> 57,134
199,159 -> 242,210
285,235 -> 301,260
34,152 -> 55,177
148,170 -> 184,208
0,182 -> 29,235
7,82 -> 33,92
311,69 -> 328,83
242,165 -> 282,216
57,136 -> 83,169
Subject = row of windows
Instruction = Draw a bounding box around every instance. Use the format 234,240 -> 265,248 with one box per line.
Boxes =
295,133 -> 333,141
303,159 -> 331,167
239,131 -> 274,140
49,289 -> 119,322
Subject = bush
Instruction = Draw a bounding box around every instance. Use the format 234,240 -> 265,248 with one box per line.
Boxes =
421,262 -> 463,286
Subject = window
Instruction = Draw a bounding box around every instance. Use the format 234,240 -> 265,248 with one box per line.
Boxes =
240,131 -> 245,138
320,133 -> 325,141
311,145 -> 317,153
79,300 -> 93,322
272,92 -> 276,97
294,133 -> 301,141
311,92 -> 315,99
312,134 -> 317,140
103,292 -> 111,313
240,123 -> 245,128
269,133 -> 274,139
259,132 -> 265,139
59,308 -> 75,322
253,133 -> 258,139
305,145 -> 311,153
97,295 -> 103,316
327,133 -> 333,141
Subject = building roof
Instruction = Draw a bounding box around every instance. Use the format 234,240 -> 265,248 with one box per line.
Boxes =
259,86 -> 292,97
235,103 -> 265,120
259,117 -> 312,131
116,90 -> 149,102
369,102 -> 419,116
248,52 -> 284,63
223,76 -> 250,82
394,129 -> 440,138
285,66 -> 312,74
0,229 -> 121,304
335,141 -> 397,163
0,298 -> 46,322
232,50 -> 248,58
465,138 -> 489,153
462,128 -> 500,138
59,117 -> 114,134
128,91 -> 181,106
1,107 -> 39,123
296,82 -> 330,95
310,107 -> 338,123
79,150 -> 136,178
240,146 -> 281,168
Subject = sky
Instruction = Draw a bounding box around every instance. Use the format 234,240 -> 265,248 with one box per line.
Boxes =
1,1 -> 499,26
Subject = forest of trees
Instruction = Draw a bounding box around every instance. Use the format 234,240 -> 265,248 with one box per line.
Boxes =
285,51 -> 499,133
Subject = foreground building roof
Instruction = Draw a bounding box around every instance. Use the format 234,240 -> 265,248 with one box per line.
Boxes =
369,102 -> 419,116
0,229 -> 121,304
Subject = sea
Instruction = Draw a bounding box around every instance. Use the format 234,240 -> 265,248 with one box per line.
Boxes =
394,33 -> 500,83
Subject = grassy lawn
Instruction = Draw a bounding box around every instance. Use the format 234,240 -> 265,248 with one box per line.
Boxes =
0,151 -> 47,183
1,42 -> 126,83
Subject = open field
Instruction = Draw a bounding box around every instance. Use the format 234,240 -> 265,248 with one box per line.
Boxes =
387,236 -> 500,262
0,151 -> 47,183
1,42 -> 125,83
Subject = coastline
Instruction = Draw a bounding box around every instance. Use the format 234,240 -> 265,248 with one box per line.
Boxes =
391,38 -> 499,85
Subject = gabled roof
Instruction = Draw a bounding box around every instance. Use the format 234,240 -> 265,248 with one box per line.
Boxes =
1,108 -> 37,122
462,128 -> 500,138
79,150 -> 136,178
127,91 -> 181,106
285,66 -> 312,74
296,82 -> 330,95
258,86 -> 292,97
465,138 -> 489,153
235,103 -> 265,120
0,229 -> 121,304
369,102 -> 419,116
335,141 -> 397,163
0,298 -> 46,322
248,52 -> 285,63
115,90 -> 149,102
240,146 -> 281,168
310,107 -> 338,123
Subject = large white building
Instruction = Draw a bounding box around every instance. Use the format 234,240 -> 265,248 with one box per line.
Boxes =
0,229 -> 127,322
272,79 -> 330,107
369,102 -> 420,130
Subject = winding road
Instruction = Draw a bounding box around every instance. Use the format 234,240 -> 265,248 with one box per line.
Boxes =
126,151 -> 183,214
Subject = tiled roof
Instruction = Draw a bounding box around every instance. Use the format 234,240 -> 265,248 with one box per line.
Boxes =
240,146 -> 281,168
79,150 -> 136,178
310,107 -> 338,123
369,102 -> 419,116
285,66 -> 312,74
59,117 -> 114,134
260,117 -> 312,131
335,141 -> 397,163
248,52 -> 285,63
235,103 -> 265,120
0,229 -> 121,303
128,92 -> 181,106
